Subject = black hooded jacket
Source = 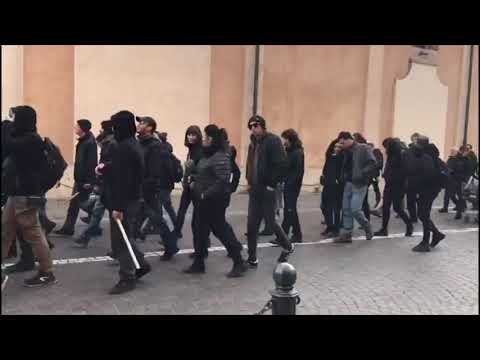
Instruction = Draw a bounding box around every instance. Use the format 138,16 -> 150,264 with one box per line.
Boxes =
322,147 -> 344,188
109,112 -> 144,212
74,131 -> 98,188
449,155 -> 475,183
284,144 -> 304,193
2,106 -> 47,196
246,132 -> 287,189
138,134 -> 174,194
404,143 -> 437,192
382,139 -> 407,186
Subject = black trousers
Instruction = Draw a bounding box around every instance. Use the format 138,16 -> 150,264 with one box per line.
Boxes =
362,187 -> 371,221
139,193 -> 178,254
417,188 -> 442,243
371,177 -> 382,206
321,184 -> 343,232
449,179 -> 466,212
193,196 -> 243,264
442,178 -> 453,209
381,183 -> 411,230
175,187 -> 192,234
63,183 -> 91,230
282,189 -> 301,237
407,189 -> 419,222
109,201 -> 149,281
159,189 -> 177,227
247,187 -> 291,259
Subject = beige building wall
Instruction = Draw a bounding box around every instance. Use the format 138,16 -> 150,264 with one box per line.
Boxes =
74,45 -> 212,163
1,45 -> 23,118
261,45 -> 370,185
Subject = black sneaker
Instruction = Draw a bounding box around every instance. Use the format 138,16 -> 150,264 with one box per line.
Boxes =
277,243 -> 295,263
54,228 -> 74,236
4,261 -> 35,274
291,235 -> 303,243
2,274 -> 8,291
226,262 -> 248,278
135,263 -> 152,280
247,257 -> 258,268
438,208 -> 448,213
183,262 -> 205,274
374,229 -> 388,237
73,237 -> 88,248
430,233 -> 446,248
109,279 -> 136,295
412,242 -> 430,253
24,272 -> 57,287
160,249 -> 179,261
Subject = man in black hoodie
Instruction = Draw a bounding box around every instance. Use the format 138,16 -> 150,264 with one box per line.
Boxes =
373,138 -> 413,237
136,116 -> 179,261
448,145 -> 476,220
245,115 -> 294,267
439,148 -> 460,213
107,110 -> 151,295
404,136 -> 445,252
2,106 -> 57,288
55,119 -> 98,236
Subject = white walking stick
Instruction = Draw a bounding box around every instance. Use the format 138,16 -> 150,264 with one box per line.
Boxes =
115,218 -> 141,270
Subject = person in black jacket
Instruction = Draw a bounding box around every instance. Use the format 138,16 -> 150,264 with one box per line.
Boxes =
2,105 -> 57,288
245,115 -> 294,266
136,117 -> 179,260
406,132 -> 422,223
439,148 -> 459,213
404,137 -> 445,252
184,125 -> 247,277
175,125 -> 204,239
373,138 -> 413,237
107,110 -> 151,295
448,145 -> 476,220
155,130 -> 177,226
276,129 -> 304,243
55,119 -> 98,236
73,121 -> 116,248
321,140 -> 344,236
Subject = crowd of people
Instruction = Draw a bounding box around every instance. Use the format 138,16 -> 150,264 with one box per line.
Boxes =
1,106 -> 478,295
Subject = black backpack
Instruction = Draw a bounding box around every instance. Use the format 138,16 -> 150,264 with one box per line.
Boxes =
39,137 -> 68,192
169,153 -> 184,183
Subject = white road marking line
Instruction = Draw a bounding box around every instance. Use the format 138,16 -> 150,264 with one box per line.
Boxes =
2,227 -> 478,269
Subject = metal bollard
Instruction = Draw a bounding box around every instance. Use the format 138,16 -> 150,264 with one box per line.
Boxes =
269,262 -> 300,315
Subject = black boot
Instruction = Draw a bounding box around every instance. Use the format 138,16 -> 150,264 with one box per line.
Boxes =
430,232 -> 446,248
227,261 -> 248,278
109,279 -> 136,295
454,211 -> 462,220
405,223 -> 414,237
183,260 -> 205,274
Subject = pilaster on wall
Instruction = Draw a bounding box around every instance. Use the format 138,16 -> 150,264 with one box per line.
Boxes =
362,45 -> 385,147
1,45 -> 24,117
23,45 -> 75,163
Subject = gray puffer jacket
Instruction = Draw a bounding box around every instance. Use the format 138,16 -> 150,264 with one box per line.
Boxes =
193,150 -> 231,200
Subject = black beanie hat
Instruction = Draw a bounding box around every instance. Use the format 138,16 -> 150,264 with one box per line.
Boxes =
77,119 -> 92,133
101,120 -> 113,133
248,115 -> 266,130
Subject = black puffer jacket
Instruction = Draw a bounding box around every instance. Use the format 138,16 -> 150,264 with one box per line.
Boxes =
138,134 -> 174,194
2,106 -> 47,196
74,131 -> 98,188
383,139 -> 406,186
193,148 -> 232,200
450,155 -> 475,183
404,144 -> 437,192
284,145 -> 304,193
109,113 -> 144,212
246,132 -> 287,189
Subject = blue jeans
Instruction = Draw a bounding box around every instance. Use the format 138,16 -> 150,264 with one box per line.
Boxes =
341,182 -> 370,234
80,195 -> 106,241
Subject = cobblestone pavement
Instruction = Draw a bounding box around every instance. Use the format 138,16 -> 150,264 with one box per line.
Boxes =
1,192 -> 478,315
